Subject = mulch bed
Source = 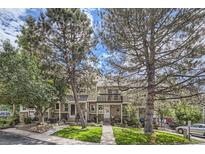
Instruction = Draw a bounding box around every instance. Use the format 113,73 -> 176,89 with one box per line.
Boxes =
16,123 -> 53,133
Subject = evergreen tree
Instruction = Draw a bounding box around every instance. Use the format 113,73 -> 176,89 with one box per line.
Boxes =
18,9 -> 96,128
98,9 -> 205,133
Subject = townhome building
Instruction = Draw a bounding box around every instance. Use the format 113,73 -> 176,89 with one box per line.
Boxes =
19,80 -> 146,124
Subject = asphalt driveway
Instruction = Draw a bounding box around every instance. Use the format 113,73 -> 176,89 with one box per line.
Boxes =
0,131 -> 56,145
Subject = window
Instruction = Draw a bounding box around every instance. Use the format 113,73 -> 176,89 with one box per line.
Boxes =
192,124 -> 200,128
113,90 -> 118,94
23,107 -> 27,110
199,125 -> 205,128
114,95 -> 119,100
79,89 -> 86,93
108,89 -> 118,94
55,103 -> 59,110
68,95 -> 74,101
79,95 -> 88,101
90,104 -> 96,112
108,89 -> 112,94
108,95 -> 112,101
64,104 -> 68,112
71,104 -> 75,116
116,107 -> 120,112
98,105 -> 104,114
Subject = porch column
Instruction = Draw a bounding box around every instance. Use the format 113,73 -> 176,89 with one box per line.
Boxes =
203,106 -> 205,124
59,102 -> 61,121
121,104 -> 123,124
48,108 -> 50,119
87,103 -> 89,122
12,104 -> 16,116
85,102 -> 88,124
97,103 -> 99,123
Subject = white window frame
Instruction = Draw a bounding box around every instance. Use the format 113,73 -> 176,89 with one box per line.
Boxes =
98,105 -> 104,114
64,103 -> 69,112
90,104 -> 96,113
55,103 -> 59,110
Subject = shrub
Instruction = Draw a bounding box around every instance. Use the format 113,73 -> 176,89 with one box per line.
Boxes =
0,116 -> 18,129
0,118 -> 7,126
150,133 -> 157,144
124,118 -> 141,128
24,117 -> 32,124
88,122 -> 102,127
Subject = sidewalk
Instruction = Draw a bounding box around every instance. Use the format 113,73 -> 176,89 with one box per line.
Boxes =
101,125 -> 116,145
43,125 -> 68,135
1,128 -> 98,145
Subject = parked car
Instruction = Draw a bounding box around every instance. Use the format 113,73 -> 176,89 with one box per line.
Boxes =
0,111 -> 10,117
176,123 -> 205,137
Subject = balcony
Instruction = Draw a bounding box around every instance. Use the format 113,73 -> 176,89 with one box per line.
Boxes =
68,95 -> 88,101
97,94 -> 123,102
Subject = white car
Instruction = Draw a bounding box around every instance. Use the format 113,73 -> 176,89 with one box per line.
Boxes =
176,123 -> 205,137
0,111 -> 10,117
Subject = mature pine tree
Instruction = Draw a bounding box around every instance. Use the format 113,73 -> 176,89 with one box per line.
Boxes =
98,9 -> 205,133
41,9 -> 96,128
19,9 -> 96,128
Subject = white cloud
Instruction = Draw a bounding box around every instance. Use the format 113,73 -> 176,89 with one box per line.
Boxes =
0,9 -> 27,46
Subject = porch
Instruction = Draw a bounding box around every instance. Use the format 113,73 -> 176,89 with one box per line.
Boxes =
88,103 -> 123,124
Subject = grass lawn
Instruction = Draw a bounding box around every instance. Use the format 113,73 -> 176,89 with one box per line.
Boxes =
53,126 -> 102,143
113,127 -> 201,145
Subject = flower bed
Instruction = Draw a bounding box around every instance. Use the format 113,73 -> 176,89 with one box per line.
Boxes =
16,123 -> 53,133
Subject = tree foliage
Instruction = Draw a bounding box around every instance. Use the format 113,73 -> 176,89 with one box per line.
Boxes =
18,9 -> 97,128
98,8 -> 205,133
0,40 -> 56,123
175,103 -> 202,124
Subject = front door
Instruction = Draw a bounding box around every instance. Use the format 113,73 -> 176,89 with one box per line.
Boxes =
104,105 -> 110,119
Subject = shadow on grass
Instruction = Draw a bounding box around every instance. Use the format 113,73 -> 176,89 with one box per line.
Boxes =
113,127 -> 200,145
53,126 -> 102,143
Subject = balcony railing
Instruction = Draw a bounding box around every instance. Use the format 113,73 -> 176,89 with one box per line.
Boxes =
97,94 -> 123,102
68,95 -> 88,101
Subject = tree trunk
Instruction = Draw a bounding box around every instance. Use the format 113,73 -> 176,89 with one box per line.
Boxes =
39,112 -> 45,124
12,104 -> 16,116
144,21 -> 156,134
144,65 -> 155,134
71,81 -> 86,129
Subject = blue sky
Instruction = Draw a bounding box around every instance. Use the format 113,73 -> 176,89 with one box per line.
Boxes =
0,8 -> 105,55
0,9 -> 42,45
1,8 -> 124,76
0,8 -> 110,73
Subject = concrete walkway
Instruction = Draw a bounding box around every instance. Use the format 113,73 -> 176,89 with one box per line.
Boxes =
43,125 -> 68,135
101,125 -> 116,145
1,128 -> 98,145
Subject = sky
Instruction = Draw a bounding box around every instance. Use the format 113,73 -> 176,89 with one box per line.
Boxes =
0,9 -> 43,45
0,8 -> 98,44
0,8 -> 110,72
